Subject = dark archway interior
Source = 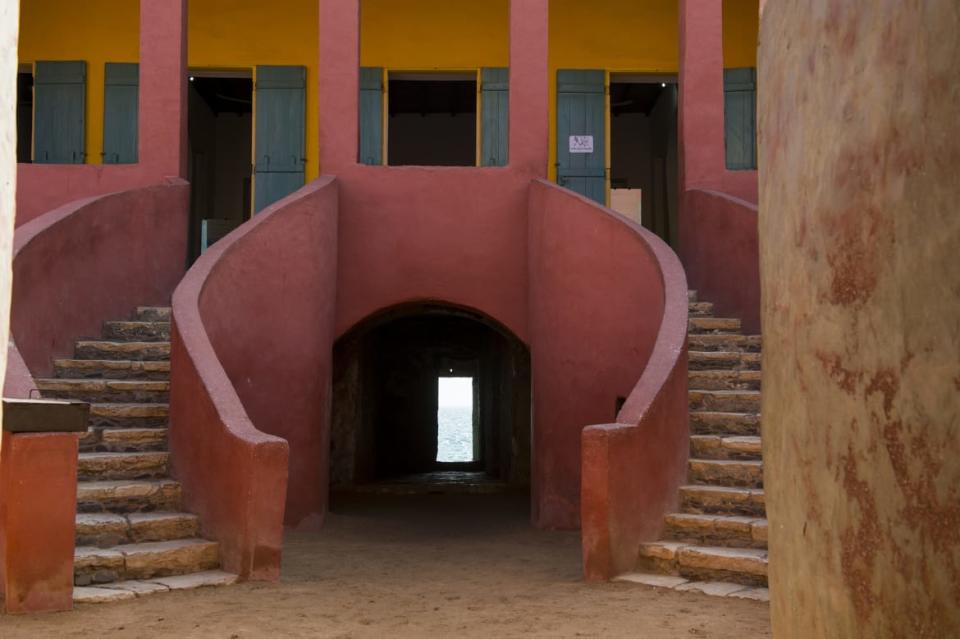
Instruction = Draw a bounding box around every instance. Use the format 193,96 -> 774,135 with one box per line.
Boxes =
331,304 -> 531,490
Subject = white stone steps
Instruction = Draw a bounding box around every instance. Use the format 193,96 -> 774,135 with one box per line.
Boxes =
78,451 -> 169,480
77,478 -> 182,513
74,538 -> 220,586
75,340 -> 171,362
679,484 -> 766,517
614,572 -> 769,601
76,511 -> 200,547
690,435 -> 762,460
664,512 -> 767,548
54,358 -> 170,380
73,570 -> 237,604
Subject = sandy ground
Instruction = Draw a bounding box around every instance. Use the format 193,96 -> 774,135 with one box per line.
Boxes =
0,493 -> 771,638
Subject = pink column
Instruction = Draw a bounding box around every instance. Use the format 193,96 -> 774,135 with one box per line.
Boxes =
318,0 -> 360,174
139,0 -> 188,178
508,0 -> 549,177
678,0 -> 725,193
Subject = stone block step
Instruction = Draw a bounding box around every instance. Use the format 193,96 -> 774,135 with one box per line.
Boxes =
54,358 -> 170,380
78,451 -> 169,480
74,538 -> 220,585
679,485 -> 766,517
75,340 -> 171,362
76,511 -> 200,547
688,290 -> 698,303
102,321 -> 171,342
688,302 -> 715,317
664,513 -> 767,549
690,435 -> 762,460
688,334 -> 761,353
89,403 -> 169,429
613,573 -> 770,601
77,479 -> 182,513
689,389 -> 760,413
73,570 -> 238,604
688,317 -> 742,334
637,542 -> 767,587
689,369 -> 761,391
80,427 -> 168,453
690,411 -> 760,436
36,378 -> 169,403
134,306 -> 171,322
688,350 -> 762,371
689,459 -> 764,488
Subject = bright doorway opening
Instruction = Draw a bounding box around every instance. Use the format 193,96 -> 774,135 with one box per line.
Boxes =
437,377 -> 476,463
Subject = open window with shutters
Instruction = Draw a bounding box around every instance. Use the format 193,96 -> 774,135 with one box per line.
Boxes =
723,68 -> 757,170
33,61 -> 86,164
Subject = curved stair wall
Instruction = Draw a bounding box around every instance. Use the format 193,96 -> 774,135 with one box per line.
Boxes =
680,189 -> 761,333
526,181 -> 689,580
168,177 -> 339,580
8,178 -> 189,389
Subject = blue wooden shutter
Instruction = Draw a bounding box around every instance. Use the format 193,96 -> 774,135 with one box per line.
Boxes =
556,70 -> 606,204
481,68 -> 508,167
254,65 -> 306,213
103,63 -> 138,164
359,67 -> 383,165
34,61 -> 86,164
724,68 -> 757,170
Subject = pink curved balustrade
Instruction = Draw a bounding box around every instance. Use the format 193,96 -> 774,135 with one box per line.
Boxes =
169,177 -> 339,580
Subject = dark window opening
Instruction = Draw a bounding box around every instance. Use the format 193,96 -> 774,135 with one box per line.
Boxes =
388,76 -> 476,166
187,75 -> 253,262
16,72 -> 33,164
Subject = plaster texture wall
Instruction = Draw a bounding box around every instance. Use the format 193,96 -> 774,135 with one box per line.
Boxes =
759,2 -> 960,636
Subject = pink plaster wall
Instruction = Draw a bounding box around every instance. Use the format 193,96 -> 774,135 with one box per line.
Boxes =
15,0 -> 187,226
169,178 -> 338,574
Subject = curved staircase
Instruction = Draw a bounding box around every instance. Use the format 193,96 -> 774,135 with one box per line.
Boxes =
615,291 -> 768,601
35,306 -> 237,604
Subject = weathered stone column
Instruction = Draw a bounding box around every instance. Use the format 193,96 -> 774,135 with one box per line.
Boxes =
759,2 -> 960,637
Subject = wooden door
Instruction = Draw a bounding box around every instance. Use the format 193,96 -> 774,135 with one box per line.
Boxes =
556,70 -> 606,204
254,65 -> 306,212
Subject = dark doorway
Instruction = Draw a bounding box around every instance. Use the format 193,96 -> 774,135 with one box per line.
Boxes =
330,304 -> 530,494
388,75 -> 477,166
609,79 -> 679,248
187,74 -> 253,262
16,71 -> 33,163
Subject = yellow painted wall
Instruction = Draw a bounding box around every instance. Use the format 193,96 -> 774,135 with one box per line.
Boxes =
18,0 -> 139,165
723,0 -> 760,68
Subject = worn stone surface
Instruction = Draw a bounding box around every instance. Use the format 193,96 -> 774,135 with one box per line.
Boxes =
148,570 -> 238,591
102,321 -> 171,342
614,573 -> 689,588
76,479 -> 182,513
121,539 -> 220,580
727,587 -> 770,602
680,485 -> 766,517
54,358 -> 170,380
88,402 -> 168,429
127,512 -> 199,543
689,369 -> 762,391
689,389 -> 760,413
75,340 -> 171,361
760,1 -> 960,636
665,513 -> 765,548
688,317 -> 742,333
78,451 -> 169,480
73,586 -> 136,604
688,333 -> 762,353
101,580 -> 170,596
96,427 -> 168,452
675,581 -> 751,597
690,411 -> 760,436
75,513 -> 128,546
689,459 -> 763,488
135,307 -> 172,322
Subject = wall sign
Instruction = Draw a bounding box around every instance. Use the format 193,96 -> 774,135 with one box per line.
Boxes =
569,135 -> 594,154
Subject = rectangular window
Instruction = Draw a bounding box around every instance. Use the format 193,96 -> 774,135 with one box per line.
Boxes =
16,71 -> 33,164
34,60 -> 86,164
388,73 -> 476,167
437,377 -> 475,463
724,67 -> 757,170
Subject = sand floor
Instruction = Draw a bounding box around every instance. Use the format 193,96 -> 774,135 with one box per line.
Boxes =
0,493 -> 771,638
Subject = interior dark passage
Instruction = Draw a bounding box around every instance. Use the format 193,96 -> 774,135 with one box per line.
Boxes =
609,80 -> 679,249
187,75 -> 253,262
16,71 -> 33,163
331,304 -> 530,494
388,75 -> 477,166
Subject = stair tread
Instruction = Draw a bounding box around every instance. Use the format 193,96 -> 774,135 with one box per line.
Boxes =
691,458 -> 763,466
38,378 -> 170,389
680,484 -> 764,497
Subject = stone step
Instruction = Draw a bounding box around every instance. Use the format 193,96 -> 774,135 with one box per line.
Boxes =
89,403 -> 168,429
76,511 -> 200,547
74,538 -> 220,586
679,485 -> 766,517
689,369 -> 761,391
77,479 -> 182,513
688,350 -> 762,371
690,435 -> 762,460
73,571 -> 238,604
54,358 -> 170,380
102,321 -> 171,342
613,573 -> 769,601
688,290 -> 698,303
134,306 -> 171,322
688,302 -> 715,317
690,411 -> 760,436
78,451 -> 169,481
35,378 -> 169,403
80,427 -> 168,453
688,317 -> 742,334
637,542 -> 767,587
75,340 -> 171,362
689,389 -> 761,413
664,513 -> 767,549
689,459 -> 764,488
688,334 -> 761,353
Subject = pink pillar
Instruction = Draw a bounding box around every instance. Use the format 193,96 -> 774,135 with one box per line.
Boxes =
678,0 -> 725,193
318,0 -> 360,174
508,0 -> 549,177
139,0 -> 188,178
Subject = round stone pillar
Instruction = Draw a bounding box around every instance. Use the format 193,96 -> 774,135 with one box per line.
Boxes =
759,2 -> 960,637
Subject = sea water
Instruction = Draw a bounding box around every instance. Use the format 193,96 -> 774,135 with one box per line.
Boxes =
437,405 -> 474,462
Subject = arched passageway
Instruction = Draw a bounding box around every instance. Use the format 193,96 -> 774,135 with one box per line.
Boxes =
330,302 -> 531,496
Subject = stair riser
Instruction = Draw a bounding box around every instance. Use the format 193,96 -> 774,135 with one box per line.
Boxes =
79,465 -> 168,482
664,524 -> 766,550
688,335 -> 762,353
688,354 -> 762,372
690,439 -> 762,461
74,544 -> 219,585
680,493 -> 766,518
688,319 -> 742,334
75,342 -> 171,362
637,552 -> 767,589
689,374 -> 761,391
689,393 -> 760,413
76,518 -> 200,548
55,362 -> 170,381
80,429 -> 168,453
135,308 -> 171,322
677,566 -> 767,588
690,413 -> 760,437
46,388 -> 168,403
77,488 -> 182,514
102,322 -> 171,342
690,462 -> 764,488
688,302 -> 714,317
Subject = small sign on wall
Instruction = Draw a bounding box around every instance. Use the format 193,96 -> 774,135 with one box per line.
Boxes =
569,135 -> 594,154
